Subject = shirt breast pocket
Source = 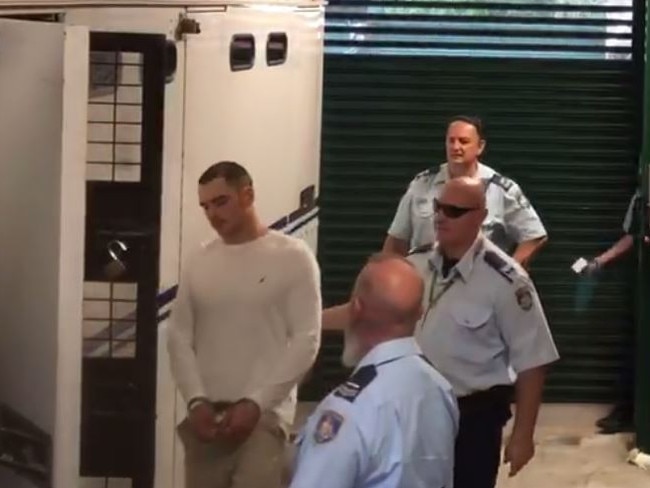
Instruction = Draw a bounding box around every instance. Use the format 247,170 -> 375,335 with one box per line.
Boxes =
449,301 -> 501,363
451,301 -> 492,329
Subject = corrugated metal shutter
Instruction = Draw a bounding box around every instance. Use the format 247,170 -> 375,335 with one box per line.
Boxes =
300,0 -> 645,402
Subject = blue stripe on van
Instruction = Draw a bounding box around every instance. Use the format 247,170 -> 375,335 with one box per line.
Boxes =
155,206 -> 319,322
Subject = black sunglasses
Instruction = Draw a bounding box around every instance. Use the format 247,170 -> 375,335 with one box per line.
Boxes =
433,198 -> 479,219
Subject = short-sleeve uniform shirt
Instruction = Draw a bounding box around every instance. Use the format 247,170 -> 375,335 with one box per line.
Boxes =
407,236 -> 559,397
388,163 -> 547,254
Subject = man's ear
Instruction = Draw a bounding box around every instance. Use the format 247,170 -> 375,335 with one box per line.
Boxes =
240,185 -> 255,207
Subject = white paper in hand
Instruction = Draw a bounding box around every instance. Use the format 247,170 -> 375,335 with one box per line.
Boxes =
571,257 -> 589,274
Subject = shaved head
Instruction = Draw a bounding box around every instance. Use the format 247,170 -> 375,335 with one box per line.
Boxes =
353,254 -> 424,328
434,176 -> 488,254
342,253 -> 424,367
440,176 -> 486,209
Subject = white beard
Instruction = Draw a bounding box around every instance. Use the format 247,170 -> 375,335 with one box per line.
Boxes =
341,328 -> 363,368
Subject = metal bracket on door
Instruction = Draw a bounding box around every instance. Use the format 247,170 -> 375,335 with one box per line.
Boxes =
174,14 -> 201,41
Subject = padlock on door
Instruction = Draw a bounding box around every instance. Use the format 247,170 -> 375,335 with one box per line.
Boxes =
104,239 -> 128,281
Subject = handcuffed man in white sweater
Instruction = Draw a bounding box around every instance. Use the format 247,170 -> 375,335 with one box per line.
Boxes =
167,161 -> 322,488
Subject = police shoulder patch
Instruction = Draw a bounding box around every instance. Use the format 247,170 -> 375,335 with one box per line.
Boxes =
407,243 -> 433,256
314,410 -> 345,444
508,184 -> 532,209
488,173 -> 532,209
515,286 -> 533,311
333,364 -> 377,403
483,250 -> 515,283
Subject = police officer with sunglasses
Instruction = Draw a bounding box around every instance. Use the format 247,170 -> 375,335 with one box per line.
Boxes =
321,176 -> 559,487
383,115 -> 547,269
406,176 -> 559,488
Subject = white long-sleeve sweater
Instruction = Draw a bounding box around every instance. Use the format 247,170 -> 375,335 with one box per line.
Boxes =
167,230 -> 322,428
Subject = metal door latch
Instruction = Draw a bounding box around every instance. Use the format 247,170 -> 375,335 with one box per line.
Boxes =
175,14 -> 201,40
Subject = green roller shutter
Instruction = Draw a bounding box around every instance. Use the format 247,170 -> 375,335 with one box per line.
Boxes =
301,0 -> 646,403
634,0 -> 650,452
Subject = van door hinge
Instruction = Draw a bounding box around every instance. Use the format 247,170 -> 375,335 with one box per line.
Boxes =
175,14 -> 201,41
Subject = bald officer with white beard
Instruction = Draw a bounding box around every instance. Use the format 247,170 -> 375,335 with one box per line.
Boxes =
289,254 -> 459,488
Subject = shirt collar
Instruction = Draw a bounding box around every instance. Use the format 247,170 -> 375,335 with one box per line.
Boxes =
428,234 -> 485,282
434,162 -> 493,186
354,337 -> 422,371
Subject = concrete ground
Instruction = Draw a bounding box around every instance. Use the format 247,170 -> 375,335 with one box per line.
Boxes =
496,404 -> 649,488
292,403 -> 650,488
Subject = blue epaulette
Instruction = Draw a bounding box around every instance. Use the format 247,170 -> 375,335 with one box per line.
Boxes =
413,168 -> 433,181
333,365 -> 377,403
483,250 -> 515,283
485,173 -> 514,193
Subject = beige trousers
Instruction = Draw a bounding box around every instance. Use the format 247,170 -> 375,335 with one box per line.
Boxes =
177,414 -> 287,488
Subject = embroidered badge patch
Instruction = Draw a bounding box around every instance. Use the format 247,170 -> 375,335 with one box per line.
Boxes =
314,410 -> 344,444
515,287 -> 533,311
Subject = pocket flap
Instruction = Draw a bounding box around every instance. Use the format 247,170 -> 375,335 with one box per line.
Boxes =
450,301 -> 492,329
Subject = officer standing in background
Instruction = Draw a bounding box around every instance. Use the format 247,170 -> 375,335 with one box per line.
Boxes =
406,176 -> 559,488
584,189 -> 642,276
384,115 -> 548,269
291,254 -> 459,488
582,188 -> 645,434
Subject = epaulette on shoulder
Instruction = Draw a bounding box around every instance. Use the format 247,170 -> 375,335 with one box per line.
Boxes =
486,173 -> 515,193
483,250 -> 515,283
333,365 -> 377,403
414,168 -> 433,181
407,243 -> 433,256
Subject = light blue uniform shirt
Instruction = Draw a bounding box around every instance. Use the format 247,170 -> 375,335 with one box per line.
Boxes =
289,338 -> 459,488
388,163 -> 547,254
407,235 -> 560,397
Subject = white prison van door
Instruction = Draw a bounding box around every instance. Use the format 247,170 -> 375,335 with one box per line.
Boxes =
182,6 -> 322,258
0,18 -> 88,488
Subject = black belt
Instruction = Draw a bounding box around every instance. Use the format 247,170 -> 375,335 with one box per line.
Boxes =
457,385 -> 514,415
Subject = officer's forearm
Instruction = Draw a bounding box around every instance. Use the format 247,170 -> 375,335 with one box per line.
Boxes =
595,234 -> 634,267
382,235 -> 410,256
512,237 -> 547,268
322,303 -> 351,331
512,366 -> 547,440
